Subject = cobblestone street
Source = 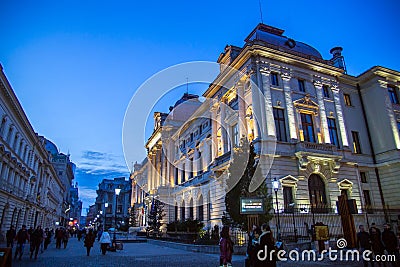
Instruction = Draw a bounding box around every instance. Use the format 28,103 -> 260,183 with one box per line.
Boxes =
1,237 -> 367,267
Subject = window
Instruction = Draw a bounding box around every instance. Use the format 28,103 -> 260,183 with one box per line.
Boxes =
327,118 -> 339,147
232,124 -> 239,146
117,205 -> 122,213
271,72 -> 279,86
360,172 -> 367,183
189,206 -> 194,219
283,186 -> 294,212
189,158 -> 194,179
273,108 -> 287,142
298,79 -> 305,92
174,167 -> 179,185
301,113 -> 315,143
351,131 -> 362,154
181,164 -> 185,183
363,190 -> 372,206
198,204 -> 204,221
180,205 -> 185,221
198,152 -> 203,175
174,205 -> 178,221
388,86 -> 399,104
322,85 -> 330,98
343,94 -> 352,106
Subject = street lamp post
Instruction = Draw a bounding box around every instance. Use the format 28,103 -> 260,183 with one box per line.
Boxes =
113,188 -> 121,244
104,203 -> 109,231
289,203 -> 297,243
272,178 -> 281,241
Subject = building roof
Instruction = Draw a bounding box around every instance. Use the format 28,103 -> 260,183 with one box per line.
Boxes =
244,23 -> 323,60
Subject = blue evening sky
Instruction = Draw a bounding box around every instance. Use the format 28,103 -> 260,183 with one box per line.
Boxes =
1,0 -> 399,213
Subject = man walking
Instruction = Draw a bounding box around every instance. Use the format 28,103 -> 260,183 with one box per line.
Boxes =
382,223 -> 399,267
30,226 -> 43,260
14,225 -> 29,261
6,226 -> 16,248
357,225 -> 374,267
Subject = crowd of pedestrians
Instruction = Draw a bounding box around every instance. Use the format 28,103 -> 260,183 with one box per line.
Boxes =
1,224 -> 113,261
357,223 -> 399,267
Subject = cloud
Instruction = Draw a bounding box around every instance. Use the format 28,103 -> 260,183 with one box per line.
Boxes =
78,150 -> 129,175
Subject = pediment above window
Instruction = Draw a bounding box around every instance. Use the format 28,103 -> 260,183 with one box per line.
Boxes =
293,94 -> 319,113
280,175 -> 299,187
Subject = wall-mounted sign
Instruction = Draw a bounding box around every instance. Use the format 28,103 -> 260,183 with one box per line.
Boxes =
240,197 -> 265,214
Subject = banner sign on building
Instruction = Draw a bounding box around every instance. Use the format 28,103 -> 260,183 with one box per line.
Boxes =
240,197 -> 265,214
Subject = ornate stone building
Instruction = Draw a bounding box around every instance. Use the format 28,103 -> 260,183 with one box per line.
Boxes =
130,24 -> 400,237
0,64 -> 68,233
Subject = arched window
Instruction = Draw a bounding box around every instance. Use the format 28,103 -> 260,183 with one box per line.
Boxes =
197,195 -> 204,221
308,174 -> 328,213
189,198 -> 194,219
180,200 -> 185,221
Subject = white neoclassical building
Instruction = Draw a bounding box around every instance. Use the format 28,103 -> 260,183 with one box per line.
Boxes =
0,64 -> 69,233
130,24 -> 400,239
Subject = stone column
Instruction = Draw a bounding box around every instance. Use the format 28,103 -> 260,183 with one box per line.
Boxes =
256,62 -> 268,140
220,102 -> 228,154
314,80 -> 331,144
281,70 -> 298,140
260,66 -> 276,138
248,67 -> 261,140
331,82 -> 349,147
237,82 -> 247,139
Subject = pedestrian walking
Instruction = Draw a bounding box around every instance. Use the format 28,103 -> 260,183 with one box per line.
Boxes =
29,226 -> 43,260
63,228 -> 70,249
382,223 -> 399,267
6,225 -> 16,248
357,225 -> 374,267
255,224 -> 276,267
84,229 -> 96,256
371,226 -> 386,266
99,230 -> 111,255
44,228 -> 52,250
219,225 -> 234,267
55,227 -> 63,249
246,225 -> 261,267
77,229 -> 82,241
14,225 -> 30,261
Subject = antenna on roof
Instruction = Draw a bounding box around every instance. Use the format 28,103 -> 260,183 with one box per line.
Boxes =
186,78 -> 189,95
258,0 -> 264,24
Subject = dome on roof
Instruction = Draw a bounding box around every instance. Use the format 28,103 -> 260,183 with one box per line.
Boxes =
245,24 -> 323,60
173,93 -> 199,108
44,139 -> 58,155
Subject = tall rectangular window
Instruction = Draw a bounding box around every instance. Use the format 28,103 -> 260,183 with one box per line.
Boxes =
351,131 -> 362,154
174,167 -> 179,185
301,113 -> 315,143
271,72 -> 279,86
273,108 -> 287,142
232,124 -> 239,147
298,79 -> 305,92
283,186 -> 294,211
360,172 -> 367,183
181,164 -> 186,183
388,86 -> 399,104
343,94 -> 352,106
363,190 -> 372,206
323,85 -> 330,98
327,118 -> 339,147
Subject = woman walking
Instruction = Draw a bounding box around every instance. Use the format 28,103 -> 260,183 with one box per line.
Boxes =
99,230 -> 111,255
84,229 -> 96,256
219,225 -> 234,267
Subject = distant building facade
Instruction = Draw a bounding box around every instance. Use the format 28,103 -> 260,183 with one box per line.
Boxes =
69,184 -> 82,226
95,177 -> 131,230
130,24 -> 400,237
0,64 -> 68,233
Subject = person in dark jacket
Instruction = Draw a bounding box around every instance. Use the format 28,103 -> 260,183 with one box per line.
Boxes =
219,225 -> 234,267
6,225 -> 16,248
370,226 -> 385,266
255,224 -> 276,267
357,225 -> 374,267
84,229 -> 96,256
382,224 -> 399,267
55,228 -> 63,249
29,226 -> 43,260
44,228 -> 52,250
14,225 -> 30,261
